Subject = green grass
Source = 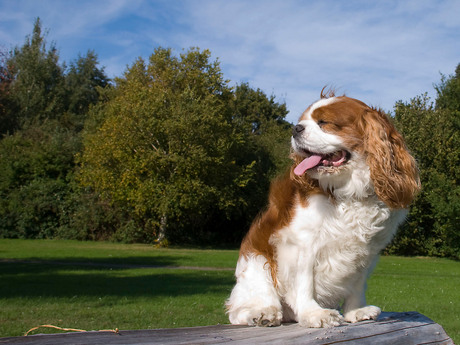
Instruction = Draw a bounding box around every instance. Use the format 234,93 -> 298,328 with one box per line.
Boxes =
0,239 -> 239,268
367,256 -> 460,343
0,266 -> 233,337
0,239 -> 458,343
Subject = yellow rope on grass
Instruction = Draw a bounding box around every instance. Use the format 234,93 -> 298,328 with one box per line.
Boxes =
24,324 -> 119,336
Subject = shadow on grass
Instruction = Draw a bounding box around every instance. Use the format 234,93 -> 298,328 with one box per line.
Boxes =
2,253 -> 192,268
0,260 -> 235,299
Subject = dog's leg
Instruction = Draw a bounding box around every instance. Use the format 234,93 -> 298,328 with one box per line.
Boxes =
289,251 -> 344,328
343,273 -> 381,323
226,254 -> 282,326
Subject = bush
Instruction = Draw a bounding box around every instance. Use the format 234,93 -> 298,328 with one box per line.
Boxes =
388,65 -> 460,259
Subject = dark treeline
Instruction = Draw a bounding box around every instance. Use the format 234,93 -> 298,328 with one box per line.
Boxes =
0,19 -> 458,258
390,67 -> 460,259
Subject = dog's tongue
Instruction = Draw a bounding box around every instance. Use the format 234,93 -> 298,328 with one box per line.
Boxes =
294,155 -> 323,176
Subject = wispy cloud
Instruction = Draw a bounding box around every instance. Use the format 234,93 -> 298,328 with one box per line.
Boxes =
1,0 -> 459,123
176,0 -> 460,120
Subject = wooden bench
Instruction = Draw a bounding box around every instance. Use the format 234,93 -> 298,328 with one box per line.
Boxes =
0,312 -> 453,344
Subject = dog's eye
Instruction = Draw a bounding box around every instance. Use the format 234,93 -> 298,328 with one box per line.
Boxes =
317,120 -> 328,128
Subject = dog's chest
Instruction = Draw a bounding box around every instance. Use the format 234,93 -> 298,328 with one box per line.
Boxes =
272,194 -> 396,302
280,194 -> 391,246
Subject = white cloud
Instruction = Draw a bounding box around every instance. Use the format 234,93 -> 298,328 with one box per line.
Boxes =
168,0 -> 460,121
1,0 -> 458,123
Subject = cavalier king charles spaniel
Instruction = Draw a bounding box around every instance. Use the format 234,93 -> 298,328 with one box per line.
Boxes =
226,91 -> 420,328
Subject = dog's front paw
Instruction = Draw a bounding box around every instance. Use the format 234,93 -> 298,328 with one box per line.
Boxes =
344,305 -> 381,323
299,308 -> 344,328
248,306 -> 282,327
229,305 -> 282,327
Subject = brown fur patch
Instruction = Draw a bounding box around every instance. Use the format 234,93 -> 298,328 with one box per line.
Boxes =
310,97 -> 366,153
359,107 -> 421,208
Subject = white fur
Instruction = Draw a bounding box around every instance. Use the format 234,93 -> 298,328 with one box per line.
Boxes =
273,195 -> 406,325
226,98 -> 409,328
291,97 -> 343,156
305,96 -> 339,116
291,118 -> 343,155
226,255 -> 282,326
227,191 -> 407,328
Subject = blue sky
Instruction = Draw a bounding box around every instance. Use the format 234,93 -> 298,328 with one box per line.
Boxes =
1,0 -> 459,124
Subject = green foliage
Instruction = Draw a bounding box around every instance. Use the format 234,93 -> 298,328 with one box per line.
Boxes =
0,19 -> 290,245
0,50 -> 15,134
0,122 -> 79,238
1,18 -> 109,135
65,50 -> 110,116
435,64 -> 460,112
7,18 -> 65,127
79,48 -> 291,244
389,64 -> 460,259
232,83 -> 292,174
0,19 -> 109,241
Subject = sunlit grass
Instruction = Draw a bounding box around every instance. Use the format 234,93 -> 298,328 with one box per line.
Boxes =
0,265 -> 234,336
0,239 -> 239,268
367,256 -> 459,343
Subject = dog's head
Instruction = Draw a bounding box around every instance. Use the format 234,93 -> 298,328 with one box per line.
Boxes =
291,91 -> 420,209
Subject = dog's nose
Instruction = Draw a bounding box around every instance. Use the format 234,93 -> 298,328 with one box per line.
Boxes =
292,124 -> 305,137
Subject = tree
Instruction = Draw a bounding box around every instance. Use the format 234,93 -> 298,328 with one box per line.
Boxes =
389,65 -> 460,259
65,50 -> 110,116
232,83 -> 289,135
7,18 -> 65,127
0,19 -> 110,240
79,48 -> 262,244
228,84 -> 292,222
0,121 -> 80,238
0,49 -> 15,134
231,83 -> 292,174
2,17 -> 293,245
435,63 -> 460,112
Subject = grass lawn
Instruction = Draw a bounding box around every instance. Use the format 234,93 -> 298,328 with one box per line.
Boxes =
368,256 -> 459,343
0,239 -> 458,343
0,239 -> 239,268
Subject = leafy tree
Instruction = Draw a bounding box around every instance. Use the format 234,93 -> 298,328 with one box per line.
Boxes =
2,18 -> 292,245
0,19 -> 109,240
389,65 -> 460,259
0,121 -> 80,238
0,49 -> 15,134
65,50 -> 110,116
80,48 -> 249,243
7,18 -> 65,127
231,83 -> 292,174
79,48 -> 291,245
435,63 -> 460,112
228,83 -> 292,221
232,83 -> 289,135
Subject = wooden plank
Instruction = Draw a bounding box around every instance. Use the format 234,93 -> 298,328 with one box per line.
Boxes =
0,312 -> 453,345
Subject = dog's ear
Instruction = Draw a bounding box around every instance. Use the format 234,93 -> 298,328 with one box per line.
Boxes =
361,109 -> 420,208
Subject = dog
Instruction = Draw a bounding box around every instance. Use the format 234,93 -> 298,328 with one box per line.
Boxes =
226,91 -> 420,328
